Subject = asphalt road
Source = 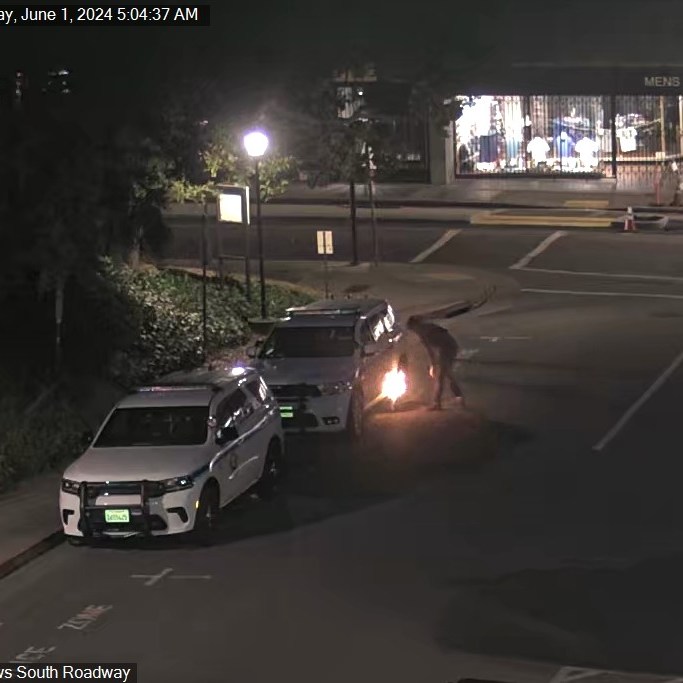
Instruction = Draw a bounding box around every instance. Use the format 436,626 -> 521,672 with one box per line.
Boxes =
5,216 -> 683,680
165,215 -> 456,264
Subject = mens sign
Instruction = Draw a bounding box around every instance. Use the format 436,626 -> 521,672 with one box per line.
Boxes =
644,76 -> 681,87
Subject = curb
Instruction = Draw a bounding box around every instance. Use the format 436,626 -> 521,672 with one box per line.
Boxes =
471,214 -> 614,228
0,530 -> 63,582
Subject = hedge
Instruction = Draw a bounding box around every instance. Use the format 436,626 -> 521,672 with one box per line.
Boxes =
0,381 -> 91,492
0,260 -> 316,490
103,261 -> 314,386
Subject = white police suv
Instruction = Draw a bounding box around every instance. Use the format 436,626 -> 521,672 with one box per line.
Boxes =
248,298 -> 402,438
60,366 -> 284,544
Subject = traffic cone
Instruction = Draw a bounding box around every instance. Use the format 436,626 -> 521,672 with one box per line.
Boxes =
623,206 -> 636,232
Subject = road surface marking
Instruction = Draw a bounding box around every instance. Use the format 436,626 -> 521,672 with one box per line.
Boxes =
410,228 -> 461,263
549,668 -> 606,683
523,288 -> 683,301
170,575 -> 212,580
593,348 -> 683,451
11,646 -> 56,664
510,230 -> 567,270
564,199 -> 610,208
58,604 -> 113,631
458,348 -> 480,359
131,567 -> 173,586
518,266 -> 683,283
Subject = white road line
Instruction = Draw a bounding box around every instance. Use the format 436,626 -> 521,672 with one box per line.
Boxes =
411,228 -> 461,263
523,288 -> 683,301
519,266 -> 683,283
593,348 -> 683,452
549,668 -> 605,683
131,567 -> 173,586
510,230 -> 567,270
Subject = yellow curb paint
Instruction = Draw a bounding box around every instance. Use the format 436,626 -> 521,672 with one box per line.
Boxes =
564,199 -> 610,209
470,213 -> 614,228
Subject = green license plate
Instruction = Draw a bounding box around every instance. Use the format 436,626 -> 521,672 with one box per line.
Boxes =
104,509 -> 130,524
279,405 -> 294,419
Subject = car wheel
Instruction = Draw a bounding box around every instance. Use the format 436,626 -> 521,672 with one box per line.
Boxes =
256,439 -> 285,500
192,484 -> 219,546
344,388 -> 364,441
66,535 -> 86,546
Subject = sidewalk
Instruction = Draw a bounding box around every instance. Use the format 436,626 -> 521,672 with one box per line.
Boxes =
166,201 -> 675,231
0,259 -> 501,579
270,179 -> 677,211
0,471 -> 63,579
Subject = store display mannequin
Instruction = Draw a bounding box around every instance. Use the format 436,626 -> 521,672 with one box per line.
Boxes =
527,136 -> 550,166
575,136 -> 599,168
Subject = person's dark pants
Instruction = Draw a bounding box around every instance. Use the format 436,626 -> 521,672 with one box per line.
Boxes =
433,353 -> 461,407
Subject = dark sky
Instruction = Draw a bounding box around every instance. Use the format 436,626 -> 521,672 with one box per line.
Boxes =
2,0 -> 683,110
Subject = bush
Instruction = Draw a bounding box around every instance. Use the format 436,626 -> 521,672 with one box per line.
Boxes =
103,261 -> 315,387
0,260 -> 315,489
0,388 -> 91,491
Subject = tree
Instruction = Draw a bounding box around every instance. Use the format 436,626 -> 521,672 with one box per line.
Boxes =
166,120 -> 298,204
102,125 -> 173,267
0,105 -> 175,374
0,108 -> 112,371
280,70 -> 405,265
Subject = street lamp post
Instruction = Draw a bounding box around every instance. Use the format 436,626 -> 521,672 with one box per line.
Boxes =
201,197 -> 208,360
243,130 -> 269,319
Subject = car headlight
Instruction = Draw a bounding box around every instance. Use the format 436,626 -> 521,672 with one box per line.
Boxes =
319,381 -> 353,396
61,479 -> 80,494
160,476 -> 194,493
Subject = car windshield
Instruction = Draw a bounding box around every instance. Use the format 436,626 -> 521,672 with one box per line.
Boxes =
93,406 -> 209,448
259,326 -> 356,358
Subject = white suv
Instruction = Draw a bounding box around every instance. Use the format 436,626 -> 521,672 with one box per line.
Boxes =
248,298 -> 403,438
60,366 -> 284,544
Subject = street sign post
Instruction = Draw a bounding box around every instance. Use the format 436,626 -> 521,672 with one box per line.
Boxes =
317,230 -> 333,298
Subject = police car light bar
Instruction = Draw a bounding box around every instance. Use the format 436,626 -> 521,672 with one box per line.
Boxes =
135,384 -> 218,393
286,308 -> 361,316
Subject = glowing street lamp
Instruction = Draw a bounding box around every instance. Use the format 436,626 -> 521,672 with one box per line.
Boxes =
243,131 -> 269,158
243,130 -> 269,318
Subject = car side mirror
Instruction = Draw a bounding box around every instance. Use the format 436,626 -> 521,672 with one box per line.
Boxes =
216,425 -> 239,446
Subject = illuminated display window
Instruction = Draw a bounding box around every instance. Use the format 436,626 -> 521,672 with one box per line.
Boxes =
452,93 -> 683,179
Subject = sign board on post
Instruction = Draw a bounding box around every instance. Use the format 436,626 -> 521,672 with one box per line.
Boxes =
317,231 -> 333,255
216,184 -> 251,300
316,231 -> 333,298
217,185 -> 250,225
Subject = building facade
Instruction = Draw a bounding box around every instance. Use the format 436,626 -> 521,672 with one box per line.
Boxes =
333,66 -> 430,182
431,64 -> 683,188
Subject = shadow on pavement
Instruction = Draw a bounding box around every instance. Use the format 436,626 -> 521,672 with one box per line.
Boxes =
91,404 -> 496,553
435,552 -> 683,675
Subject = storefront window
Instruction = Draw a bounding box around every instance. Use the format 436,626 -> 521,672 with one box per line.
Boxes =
454,94 -> 610,175
614,95 -> 681,159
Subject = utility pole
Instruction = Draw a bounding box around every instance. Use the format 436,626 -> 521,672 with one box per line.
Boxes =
349,179 -> 358,265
